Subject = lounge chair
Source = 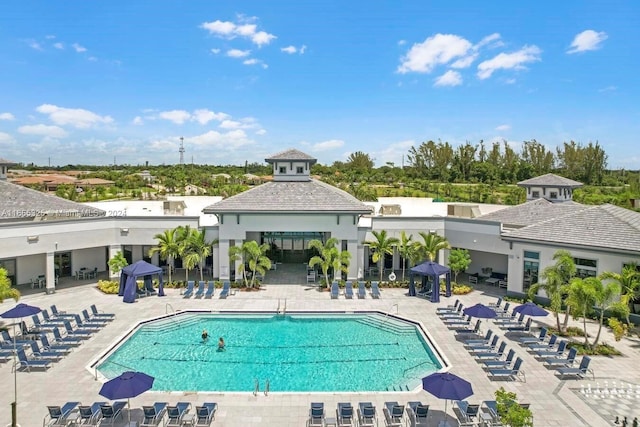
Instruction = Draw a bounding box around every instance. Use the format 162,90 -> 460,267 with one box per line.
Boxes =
145,280 -> 157,296
219,281 -> 231,299
407,401 -> 429,427
463,329 -> 493,346
41,310 -> 67,325
475,341 -> 507,361
370,281 -> 381,298
183,281 -> 195,298
481,401 -> 501,425
16,348 -> 52,371
330,281 -> 340,299
82,310 -> 109,326
468,336 -> 500,354
204,281 -> 215,298
382,402 -> 404,427
518,327 -> 548,345
488,357 -> 525,381
47,402 -> 80,426
52,327 -> 83,346
166,402 -> 191,426
194,402 -> 217,426
31,315 -> 57,331
488,297 -> 503,308
436,299 -> 460,313
63,320 -> 93,338
526,334 -> 558,351
344,281 -> 354,299
556,355 -> 593,380
454,319 -> 481,335
73,314 -> 103,331
494,309 -> 518,323
336,402 -> 354,427
535,340 -> 567,359
77,401 -> 107,426
39,334 -> 72,354
29,341 -> 64,362
454,400 -> 479,423
544,347 -> 578,368
50,305 -> 76,319
99,401 -> 127,425
439,304 -> 464,318
308,402 -> 325,427
444,315 -> 472,327
195,281 -> 206,298
357,402 -> 377,427
496,312 -> 525,327
357,281 -> 367,299
90,304 -> 115,320
483,348 -> 516,369
141,402 -> 168,427
504,318 -> 532,333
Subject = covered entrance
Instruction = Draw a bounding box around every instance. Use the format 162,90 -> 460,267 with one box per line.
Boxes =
262,232 -> 327,264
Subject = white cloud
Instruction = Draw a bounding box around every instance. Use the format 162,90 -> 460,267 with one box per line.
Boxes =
28,40 -> 43,51
18,124 -> 68,138
312,139 -> 344,151
72,43 -> 87,53
0,132 -> 15,144
132,116 -> 144,125
219,119 -> 257,129
45,35 -> 56,40
281,45 -> 307,55
53,42 -> 64,50
475,33 -> 502,49
0,112 -> 15,121
598,85 -> 617,93
495,124 -> 511,131
243,58 -> 259,65
450,54 -> 478,69
158,110 -> 191,124
188,129 -> 253,149
375,140 -> 416,167
200,18 -> 276,46
36,104 -> 113,128
255,129 -> 267,135
192,109 -> 230,124
434,70 -> 462,87
211,48 -> 221,54
397,34 -> 473,74
477,45 -> 541,79
398,40 -> 406,46
567,30 -> 608,54
227,49 -> 251,58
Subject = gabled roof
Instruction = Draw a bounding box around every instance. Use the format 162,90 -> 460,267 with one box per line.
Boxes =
503,203 -> 640,253
477,199 -> 586,228
517,173 -> 583,188
0,157 -> 16,165
265,149 -> 316,162
0,180 -> 104,220
203,180 -> 371,214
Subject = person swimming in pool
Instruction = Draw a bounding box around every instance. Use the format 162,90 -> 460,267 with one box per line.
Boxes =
218,337 -> 225,351
201,329 -> 209,342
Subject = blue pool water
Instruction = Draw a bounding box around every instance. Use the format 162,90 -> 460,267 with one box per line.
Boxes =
97,312 -> 443,392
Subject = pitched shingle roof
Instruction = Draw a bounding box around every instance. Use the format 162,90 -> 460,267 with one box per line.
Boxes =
265,149 -> 317,162
517,173 -> 583,188
503,203 -> 640,253
203,180 -> 371,214
0,180 -> 104,220
0,157 -> 16,164
477,199 -> 587,228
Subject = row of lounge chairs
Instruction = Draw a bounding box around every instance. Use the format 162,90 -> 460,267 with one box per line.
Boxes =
45,400 -> 217,426
330,281 -> 381,299
183,280 -> 232,299
453,399 -> 532,426
308,400 -> 428,427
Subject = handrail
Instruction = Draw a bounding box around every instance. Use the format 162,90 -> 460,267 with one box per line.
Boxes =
277,299 -> 280,314
264,378 -> 270,395
95,360 -> 137,381
166,303 -> 176,315
283,298 -> 287,315
403,359 -> 436,375
253,378 -> 260,396
382,304 -> 399,324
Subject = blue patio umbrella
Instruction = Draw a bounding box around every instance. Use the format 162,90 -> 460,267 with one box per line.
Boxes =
513,302 -> 548,317
462,303 -> 497,319
422,372 -> 474,427
99,371 -> 154,424
1,303 -> 42,427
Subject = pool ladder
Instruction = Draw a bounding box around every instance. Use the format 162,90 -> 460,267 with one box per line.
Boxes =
254,378 -> 270,396
277,298 -> 287,315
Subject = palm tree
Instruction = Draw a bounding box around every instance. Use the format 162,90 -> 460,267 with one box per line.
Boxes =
108,251 -> 129,278
308,238 -> 340,287
592,278 -> 621,348
187,229 -> 218,282
364,230 -> 398,282
396,231 -> 420,282
149,228 -> 180,283
332,248 -> 352,283
417,231 -> 450,262
229,241 -> 271,288
176,225 -> 195,282
528,250 -> 576,333
565,277 -> 599,347
600,263 -> 640,325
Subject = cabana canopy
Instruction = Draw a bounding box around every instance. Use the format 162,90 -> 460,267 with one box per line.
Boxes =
118,260 -> 164,303
409,261 -> 451,302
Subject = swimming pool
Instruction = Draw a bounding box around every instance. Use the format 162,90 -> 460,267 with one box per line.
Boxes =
96,312 -> 444,392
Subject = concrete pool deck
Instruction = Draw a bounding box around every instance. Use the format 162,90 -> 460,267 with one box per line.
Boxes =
1,282 -> 637,426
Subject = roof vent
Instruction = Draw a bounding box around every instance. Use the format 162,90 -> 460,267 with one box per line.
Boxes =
379,204 -> 402,216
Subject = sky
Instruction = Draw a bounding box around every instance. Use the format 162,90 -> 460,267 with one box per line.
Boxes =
1,1 -> 639,169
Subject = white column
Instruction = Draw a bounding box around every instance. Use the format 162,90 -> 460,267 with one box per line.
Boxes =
212,245 -> 220,279
109,244 -> 122,279
234,240 -> 243,282
45,252 -> 56,294
347,240 -> 358,280
218,240 -> 230,280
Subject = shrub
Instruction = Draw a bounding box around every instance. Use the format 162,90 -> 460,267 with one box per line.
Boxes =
608,317 -> 628,341
495,387 -> 534,427
97,280 -> 120,294
567,342 -> 622,356
441,282 -> 474,295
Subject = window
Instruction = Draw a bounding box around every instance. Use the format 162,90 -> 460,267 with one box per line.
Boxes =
550,192 -> 558,199
279,166 -> 286,174
522,251 -> 540,292
532,191 -> 540,198
142,245 -> 153,263
523,251 -> 539,260
296,166 -> 304,174
574,257 -> 597,278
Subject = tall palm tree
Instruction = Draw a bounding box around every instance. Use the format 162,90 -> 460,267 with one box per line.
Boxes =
364,230 -> 398,282
528,249 -> 576,333
229,241 -> 271,288
600,263 -> 640,325
176,225 -> 195,282
565,277 -> 599,347
187,229 -> 218,282
417,231 -> 451,262
308,238 -> 340,287
149,228 -> 180,283
332,248 -> 352,283
591,279 -> 621,348
396,231 -> 420,282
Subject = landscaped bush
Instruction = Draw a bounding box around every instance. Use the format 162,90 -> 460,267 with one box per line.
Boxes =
97,280 -> 120,294
567,342 -> 622,356
440,282 -> 474,295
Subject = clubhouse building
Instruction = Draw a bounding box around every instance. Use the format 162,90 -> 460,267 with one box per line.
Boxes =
1,150 -> 639,305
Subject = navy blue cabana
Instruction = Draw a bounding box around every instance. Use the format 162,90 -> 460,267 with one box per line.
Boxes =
409,261 -> 451,302
118,260 -> 165,303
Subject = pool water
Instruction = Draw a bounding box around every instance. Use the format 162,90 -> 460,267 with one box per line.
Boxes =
97,312 -> 443,392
